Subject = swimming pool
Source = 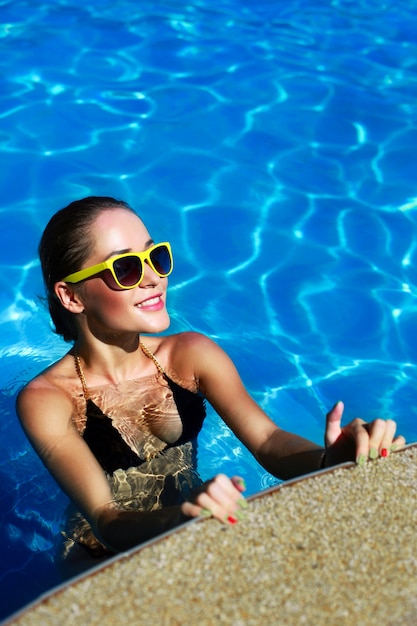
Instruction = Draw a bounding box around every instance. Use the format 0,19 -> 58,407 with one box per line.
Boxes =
1,0 -> 417,620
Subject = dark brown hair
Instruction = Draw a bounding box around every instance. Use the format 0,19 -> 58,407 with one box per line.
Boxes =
39,196 -> 135,342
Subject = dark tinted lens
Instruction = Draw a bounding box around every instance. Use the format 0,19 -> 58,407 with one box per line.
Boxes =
150,245 -> 171,275
113,256 -> 142,286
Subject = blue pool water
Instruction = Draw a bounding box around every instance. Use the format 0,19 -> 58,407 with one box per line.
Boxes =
1,0 -> 417,620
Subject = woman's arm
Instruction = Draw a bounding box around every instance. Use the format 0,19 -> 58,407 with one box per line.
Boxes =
16,382 -> 192,551
16,379 -> 246,551
184,333 -> 405,479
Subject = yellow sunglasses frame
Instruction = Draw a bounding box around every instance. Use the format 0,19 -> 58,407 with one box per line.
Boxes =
62,242 -> 173,290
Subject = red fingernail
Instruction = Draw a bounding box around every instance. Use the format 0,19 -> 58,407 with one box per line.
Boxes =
227,515 -> 238,525
381,448 -> 388,457
234,477 -> 246,491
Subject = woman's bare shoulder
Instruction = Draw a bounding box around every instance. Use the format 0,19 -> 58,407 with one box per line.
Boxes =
17,353 -> 79,414
143,332 -> 221,381
162,331 -> 214,350
146,332 -> 215,360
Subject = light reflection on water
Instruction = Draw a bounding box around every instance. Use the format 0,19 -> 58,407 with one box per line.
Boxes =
1,0 -> 417,619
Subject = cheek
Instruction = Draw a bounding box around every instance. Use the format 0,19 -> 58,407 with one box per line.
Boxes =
83,283 -> 130,319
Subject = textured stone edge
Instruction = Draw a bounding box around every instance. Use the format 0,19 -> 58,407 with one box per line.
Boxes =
3,443 -> 416,625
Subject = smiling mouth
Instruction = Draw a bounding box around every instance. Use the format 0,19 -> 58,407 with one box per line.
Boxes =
136,296 -> 162,308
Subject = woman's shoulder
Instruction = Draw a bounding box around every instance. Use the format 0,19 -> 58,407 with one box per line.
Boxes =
150,331 -> 216,360
145,332 -> 222,380
17,353 -> 78,411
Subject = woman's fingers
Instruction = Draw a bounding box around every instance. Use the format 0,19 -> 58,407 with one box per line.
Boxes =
197,474 -> 245,523
344,417 -> 369,465
365,417 -> 407,458
324,400 -> 345,448
326,407 -> 406,466
342,417 -> 406,464
231,476 -> 246,493
391,434 -> 406,450
367,418 -> 396,458
181,474 -> 247,524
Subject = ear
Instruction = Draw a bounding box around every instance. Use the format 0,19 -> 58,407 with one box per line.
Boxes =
54,281 -> 85,314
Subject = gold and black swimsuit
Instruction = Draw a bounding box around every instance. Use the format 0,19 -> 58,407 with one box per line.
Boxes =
82,372 -> 206,474
62,346 -> 206,561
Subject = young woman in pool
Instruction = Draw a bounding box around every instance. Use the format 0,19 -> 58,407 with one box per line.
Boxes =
17,196 -> 405,567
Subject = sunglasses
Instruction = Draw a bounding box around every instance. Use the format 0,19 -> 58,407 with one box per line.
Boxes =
62,242 -> 173,290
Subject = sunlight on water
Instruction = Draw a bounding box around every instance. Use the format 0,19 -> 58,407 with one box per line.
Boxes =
1,0 -> 417,619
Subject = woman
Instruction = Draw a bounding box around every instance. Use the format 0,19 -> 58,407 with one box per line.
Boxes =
17,196 -> 405,571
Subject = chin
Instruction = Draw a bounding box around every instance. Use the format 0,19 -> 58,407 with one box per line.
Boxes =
142,313 -> 171,334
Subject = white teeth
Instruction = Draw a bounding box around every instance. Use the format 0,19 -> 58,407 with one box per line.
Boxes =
137,296 -> 160,308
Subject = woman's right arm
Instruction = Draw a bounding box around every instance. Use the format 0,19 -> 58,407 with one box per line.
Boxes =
16,382 -> 244,552
16,383 -> 191,551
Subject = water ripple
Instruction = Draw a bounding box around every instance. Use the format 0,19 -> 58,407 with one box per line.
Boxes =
1,0 -> 417,618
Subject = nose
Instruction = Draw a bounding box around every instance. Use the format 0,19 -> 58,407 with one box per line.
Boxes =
139,260 -> 163,287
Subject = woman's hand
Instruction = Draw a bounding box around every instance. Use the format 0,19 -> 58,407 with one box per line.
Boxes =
323,401 -> 406,467
181,474 -> 247,525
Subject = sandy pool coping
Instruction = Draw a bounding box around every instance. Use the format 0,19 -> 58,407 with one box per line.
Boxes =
4,444 -> 417,626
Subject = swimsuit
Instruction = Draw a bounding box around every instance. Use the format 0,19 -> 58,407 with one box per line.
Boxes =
72,344 -> 206,472
81,371 -> 206,474
62,344 -> 206,560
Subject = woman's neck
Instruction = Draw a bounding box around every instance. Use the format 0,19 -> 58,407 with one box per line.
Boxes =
73,334 -> 154,386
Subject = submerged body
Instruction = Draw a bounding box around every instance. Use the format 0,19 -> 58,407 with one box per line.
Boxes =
17,197 -> 405,571
64,342 -> 205,560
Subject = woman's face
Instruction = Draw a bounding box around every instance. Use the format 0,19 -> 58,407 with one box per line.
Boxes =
76,208 -> 171,339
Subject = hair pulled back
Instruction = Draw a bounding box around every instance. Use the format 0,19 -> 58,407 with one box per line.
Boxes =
39,196 -> 135,343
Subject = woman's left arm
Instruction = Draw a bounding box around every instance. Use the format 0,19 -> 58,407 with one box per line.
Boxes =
185,333 -> 405,479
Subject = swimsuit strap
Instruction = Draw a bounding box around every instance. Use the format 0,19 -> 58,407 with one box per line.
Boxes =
140,341 -> 166,375
73,349 -> 90,401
